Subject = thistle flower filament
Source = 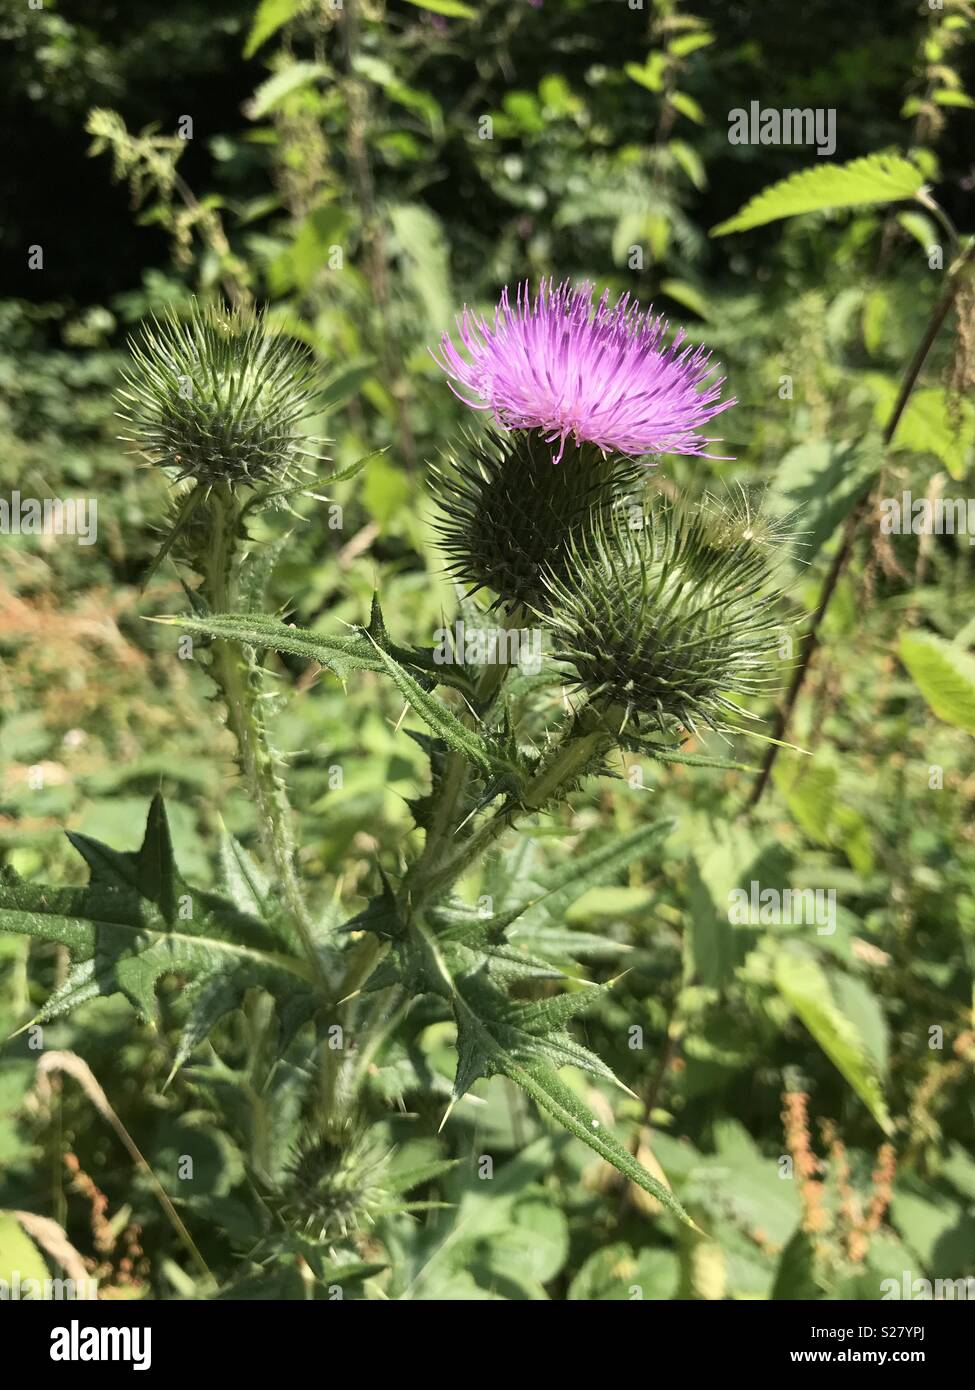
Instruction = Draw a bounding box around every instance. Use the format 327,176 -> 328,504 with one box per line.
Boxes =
431,279 -> 735,463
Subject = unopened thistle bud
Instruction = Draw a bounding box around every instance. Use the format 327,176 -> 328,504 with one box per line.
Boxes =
429,426 -> 643,610
540,499 -> 794,736
117,302 -> 322,488
277,1126 -> 391,1243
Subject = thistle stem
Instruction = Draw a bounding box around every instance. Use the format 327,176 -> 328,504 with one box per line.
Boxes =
204,484 -> 329,995
411,726 -> 613,913
406,603 -> 527,884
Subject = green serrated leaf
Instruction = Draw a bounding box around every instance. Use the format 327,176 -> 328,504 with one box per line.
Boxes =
248,63 -> 328,120
483,818 -> 673,933
503,1060 -> 693,1227
640,742 -> 758,773
244,0 -> 305,59
402,0 -> 475,17
393,913 -> 690,1224
384,1158 -> 458,1195
771,1229 -> 823,1300
151,612 -> 385,682
219,832 -> 271,918
711,154 -> 925,236
660,278 -> 711,320
775,952 -> 892,1134
0,1212 -> 51,1288
365,639 -> 522,788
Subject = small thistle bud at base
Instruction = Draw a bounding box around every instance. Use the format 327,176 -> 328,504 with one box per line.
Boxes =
429,426 -> 645,611
274,1125 -> 391,1243
117,301 -> 324,490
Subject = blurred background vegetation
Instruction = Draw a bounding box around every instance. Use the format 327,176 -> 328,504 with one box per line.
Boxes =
0,0 -> 973,1300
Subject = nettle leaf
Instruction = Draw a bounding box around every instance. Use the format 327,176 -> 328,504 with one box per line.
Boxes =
772,437 -> 880,561
244,0 -> 305,59
0,796 -> 318,1072
899,630 -> 975,734
402,0 -> 476,18
711,154 -> 925,236
248,62 -> 328,120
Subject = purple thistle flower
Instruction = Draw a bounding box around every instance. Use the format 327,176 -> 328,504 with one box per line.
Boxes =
431,279 -> 735,463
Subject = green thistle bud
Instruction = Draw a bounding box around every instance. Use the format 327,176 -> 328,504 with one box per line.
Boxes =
277,1127 -> 391,1243
428,426 -> 644,611
117,301 -> 322,488
540,498 -> 793,736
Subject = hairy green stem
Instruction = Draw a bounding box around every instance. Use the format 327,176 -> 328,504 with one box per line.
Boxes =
204,484 -> 328,995
407,603 -> 527,884
328,630 -> 608,1110
411,726 -> 613,915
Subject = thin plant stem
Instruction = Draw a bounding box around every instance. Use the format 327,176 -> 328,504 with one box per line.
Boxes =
748,233 -> 975,807
409,726 -> 613,915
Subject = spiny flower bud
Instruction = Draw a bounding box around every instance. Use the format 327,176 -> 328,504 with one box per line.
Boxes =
276,1126 -> 391,1243
429,426 -> 644,611
117,301 -> 322,488
540,498 -> 793,736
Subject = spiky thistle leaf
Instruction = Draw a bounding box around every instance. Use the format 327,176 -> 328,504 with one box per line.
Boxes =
0,796 -> 319,1071
353,815 -> 691,1225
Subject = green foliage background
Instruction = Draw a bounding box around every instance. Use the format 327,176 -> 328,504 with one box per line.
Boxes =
0,0 -> 973,1300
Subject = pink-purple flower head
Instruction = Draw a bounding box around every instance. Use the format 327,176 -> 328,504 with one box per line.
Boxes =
431,279 -> 735,463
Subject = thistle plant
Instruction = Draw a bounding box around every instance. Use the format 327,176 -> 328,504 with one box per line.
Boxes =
429,426 -> 643,611
0,282 -> 797,1277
